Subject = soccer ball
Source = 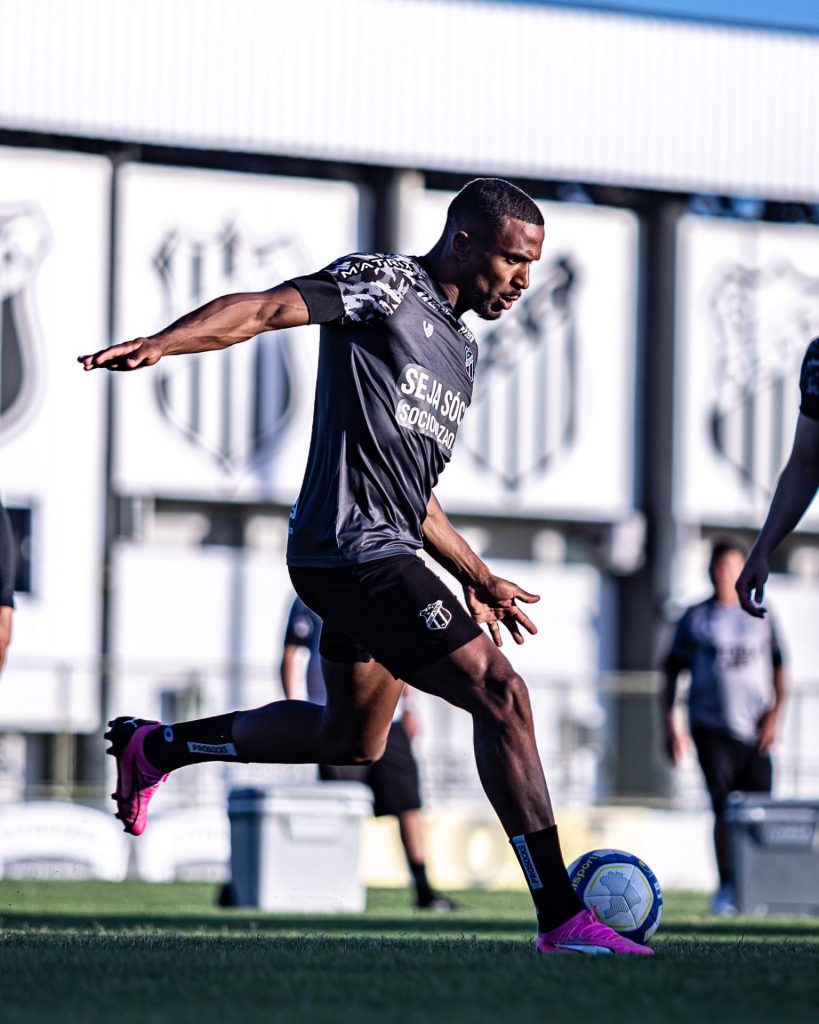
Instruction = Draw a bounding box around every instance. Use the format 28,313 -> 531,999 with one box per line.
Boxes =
567,848 -> 663,944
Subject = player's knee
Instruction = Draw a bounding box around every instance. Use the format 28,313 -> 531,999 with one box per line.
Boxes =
473,668 -> 533,731
322,736 -> 386,766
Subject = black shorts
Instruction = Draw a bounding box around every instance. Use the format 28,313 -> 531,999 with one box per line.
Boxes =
691,726 -> 773,815
288,554 -> 482,679
319,719 -> 421,817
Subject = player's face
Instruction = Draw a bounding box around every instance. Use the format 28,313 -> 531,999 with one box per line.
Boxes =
460,217 -> 544,321
712,549 -> 745,600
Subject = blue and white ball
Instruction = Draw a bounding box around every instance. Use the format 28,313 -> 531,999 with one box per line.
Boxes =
567,849 -> 663,944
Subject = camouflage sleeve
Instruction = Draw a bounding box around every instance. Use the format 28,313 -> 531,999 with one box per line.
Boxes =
314,253 -> 415,324
799,337 -> 819,421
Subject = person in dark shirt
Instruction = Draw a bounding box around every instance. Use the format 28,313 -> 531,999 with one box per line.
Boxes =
80,178 -> 651,955
281,597 -> 457,911
662,540 -> 786,915
737,337 -> 819,616
0,499 -> 14,673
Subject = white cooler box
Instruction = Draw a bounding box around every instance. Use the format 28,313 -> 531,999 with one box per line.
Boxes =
726,794 -> 819,916
227,783 -> 373,912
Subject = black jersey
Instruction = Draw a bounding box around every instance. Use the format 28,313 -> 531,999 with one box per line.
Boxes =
286,253 -> 478,568
799,337 -> 819,421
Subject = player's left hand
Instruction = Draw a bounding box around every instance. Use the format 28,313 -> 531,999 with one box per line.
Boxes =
463,576 -> 539,647
736,550 -> 769,618
757,709 -> 778,754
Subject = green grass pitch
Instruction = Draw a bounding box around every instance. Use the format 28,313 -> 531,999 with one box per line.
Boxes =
0,882 -> 817,1023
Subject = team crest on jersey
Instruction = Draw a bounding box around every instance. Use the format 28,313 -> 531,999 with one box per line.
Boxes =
708,261 -> 819,497
464,345 -> 475,383
460,257 -> 577,491
419,600 -> 452,630
0,204 -> 50,446
152,224 -> 303,474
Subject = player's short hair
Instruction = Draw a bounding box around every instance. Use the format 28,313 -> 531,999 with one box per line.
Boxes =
446,178 -> 544,236
708,538 -> 747,582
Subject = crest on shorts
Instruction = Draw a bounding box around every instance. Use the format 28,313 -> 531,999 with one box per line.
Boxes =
460,257 -> 577,491
152,223 -> 305,475
0,203 -> 50,445
708,261 -> 819,497
419,600 -> 452,631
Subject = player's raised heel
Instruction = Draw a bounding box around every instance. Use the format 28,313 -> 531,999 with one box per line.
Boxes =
105,716 -> 168,836
536,909 -> 655,956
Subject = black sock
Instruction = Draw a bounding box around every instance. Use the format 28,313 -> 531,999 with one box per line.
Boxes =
143,712 -> 246,772
409,861 -> 435,904
510,825 -> 584,932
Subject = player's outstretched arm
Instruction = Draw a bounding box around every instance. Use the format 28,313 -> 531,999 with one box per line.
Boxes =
78,284 -> 309,371
422,492 -> 539,647
737,413 -> 819,616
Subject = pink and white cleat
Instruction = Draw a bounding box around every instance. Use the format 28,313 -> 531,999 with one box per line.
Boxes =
537,909 -> 655,956
105,717 -> 168,836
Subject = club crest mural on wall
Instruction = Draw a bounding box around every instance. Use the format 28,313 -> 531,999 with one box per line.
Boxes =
677,216 -> 819,529
152,224 -> 302,476
0,203 -> 49,444
709,261 -> 819,500
461,256 -> 577,492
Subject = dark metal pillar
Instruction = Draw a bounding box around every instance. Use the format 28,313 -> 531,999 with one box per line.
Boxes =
606,197 -> 685,800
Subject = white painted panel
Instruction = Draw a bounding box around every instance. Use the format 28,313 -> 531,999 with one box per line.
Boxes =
0,147 -> 108,729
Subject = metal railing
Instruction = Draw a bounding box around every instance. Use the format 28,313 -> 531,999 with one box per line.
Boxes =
1,656 -> 817,811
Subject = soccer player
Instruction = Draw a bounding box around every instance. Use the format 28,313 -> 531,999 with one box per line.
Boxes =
662,539 -> 786,915
737,337 -> 819,616
79,178 -> 651,955
281,595 -> 458,911
0,499 -> 14,673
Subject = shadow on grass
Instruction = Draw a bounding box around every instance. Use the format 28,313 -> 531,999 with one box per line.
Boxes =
664,918 -> 819,939
0,910 -> 531,937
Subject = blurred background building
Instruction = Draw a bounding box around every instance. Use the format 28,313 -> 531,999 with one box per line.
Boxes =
1,0 -> 819,890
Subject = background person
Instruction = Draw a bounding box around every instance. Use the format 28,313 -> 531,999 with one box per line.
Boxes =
281,596 -> 458,911
662,539 -> 786,915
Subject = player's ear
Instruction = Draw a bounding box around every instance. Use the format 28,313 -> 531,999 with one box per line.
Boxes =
452,229 -> 472,262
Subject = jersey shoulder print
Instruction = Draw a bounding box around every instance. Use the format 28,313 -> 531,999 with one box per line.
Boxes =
323,253 -> 417,324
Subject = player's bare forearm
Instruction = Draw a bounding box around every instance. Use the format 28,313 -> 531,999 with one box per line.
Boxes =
737,415 -> 819,615
422,493 -> 539,646
421,492 -> 490,586
78,284 -> 309,372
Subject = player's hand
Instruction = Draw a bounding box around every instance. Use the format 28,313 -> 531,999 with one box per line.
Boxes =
663,722 -> 688,765
78,337 -> 163,372
757,709 -> 778,754
463,575 -> 539,647
736,550 -> 769,618
0,606 -> 12,673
